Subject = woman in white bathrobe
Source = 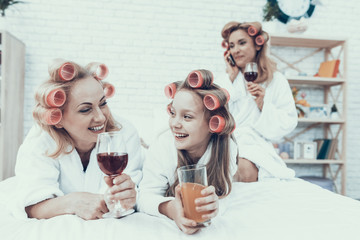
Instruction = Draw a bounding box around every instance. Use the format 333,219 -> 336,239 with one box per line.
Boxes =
219,21 -> 298,181
13,60 -> 143,220
138,70 -> 238,235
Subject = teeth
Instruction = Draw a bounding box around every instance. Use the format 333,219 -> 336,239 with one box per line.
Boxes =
89,124 -> 104,131
174,133 -> 188,137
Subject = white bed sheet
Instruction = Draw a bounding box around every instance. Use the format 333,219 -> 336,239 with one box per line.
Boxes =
1,177 -> 359,240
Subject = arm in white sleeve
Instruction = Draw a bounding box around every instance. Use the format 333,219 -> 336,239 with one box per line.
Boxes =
252,72 -> 298,140
137,134 -> 175,218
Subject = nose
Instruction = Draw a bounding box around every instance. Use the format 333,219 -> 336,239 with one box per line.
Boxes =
94,107 -> 106,122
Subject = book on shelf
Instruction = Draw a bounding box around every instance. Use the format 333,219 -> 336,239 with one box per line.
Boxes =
313,139 -> 338,160
314,59 -> 340,78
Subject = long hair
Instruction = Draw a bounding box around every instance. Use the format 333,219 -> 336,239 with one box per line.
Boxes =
165,69 -> 236,197
32,60 -> 119,159
221,21 -> 277,84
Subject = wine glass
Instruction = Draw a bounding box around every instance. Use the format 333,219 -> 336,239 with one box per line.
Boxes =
96,131 -> 134,218
244,62 -> 258,82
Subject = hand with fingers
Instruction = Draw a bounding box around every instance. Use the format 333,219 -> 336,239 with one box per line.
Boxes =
70,192 -> 109,220
104,173 -> 137,212
224,51 -> 239,82
246,82 -> 265,110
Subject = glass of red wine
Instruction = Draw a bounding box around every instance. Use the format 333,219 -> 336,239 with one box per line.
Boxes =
244,62 -> 258,82
96,131 -> 134,218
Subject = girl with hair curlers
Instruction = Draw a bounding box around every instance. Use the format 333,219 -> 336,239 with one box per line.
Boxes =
219,21 -> 298,182
12,59 -> 144,220
138,69 -> 238,235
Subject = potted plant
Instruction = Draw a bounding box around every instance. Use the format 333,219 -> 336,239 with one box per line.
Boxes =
0,0 -> 24,17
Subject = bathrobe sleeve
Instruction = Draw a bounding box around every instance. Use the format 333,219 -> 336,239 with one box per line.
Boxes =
252,72 -> 298,141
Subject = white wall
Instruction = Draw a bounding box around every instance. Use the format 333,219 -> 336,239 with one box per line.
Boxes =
4,0 -> 360,198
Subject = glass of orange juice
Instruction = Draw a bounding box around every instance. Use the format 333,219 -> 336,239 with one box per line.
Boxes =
177,164 -> 211,227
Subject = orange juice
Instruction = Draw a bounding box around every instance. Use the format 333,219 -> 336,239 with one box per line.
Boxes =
181,182 -> 211,223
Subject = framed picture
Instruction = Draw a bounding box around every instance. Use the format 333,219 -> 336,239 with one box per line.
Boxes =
294,141 -> 317,160
308,104 -> 330,119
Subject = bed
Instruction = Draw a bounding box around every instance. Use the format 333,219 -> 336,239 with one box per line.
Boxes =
1,176 -> 359,240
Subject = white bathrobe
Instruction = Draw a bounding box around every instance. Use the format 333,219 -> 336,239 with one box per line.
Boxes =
137,129 -> 238,218
216,71 -> 298,180
11,116 -> 144,219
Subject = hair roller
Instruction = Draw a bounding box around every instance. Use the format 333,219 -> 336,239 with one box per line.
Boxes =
187,70 -> 213,89
203,89 -> 228,110
86,62 -> 109,81
209,115 -> 225,133
45,88 -> 66,107
221,40 -> 229,49
164,83 -> 177,99
247,22 -> 262,36
255,32 -> 269,46
48,58 -> 78,81
103,82 -> 115,98
39,108 -> 62,125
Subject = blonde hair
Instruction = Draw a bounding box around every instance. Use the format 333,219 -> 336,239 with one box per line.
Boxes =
32,60 -> 119,159
165,69 -> 236,197
221,21 -> 277,84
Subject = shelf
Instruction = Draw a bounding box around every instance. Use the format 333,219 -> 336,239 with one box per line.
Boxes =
287,76 -> 345,86
270,34 -> 346,48
298,118 -> 345,124
284,159 -> 345,164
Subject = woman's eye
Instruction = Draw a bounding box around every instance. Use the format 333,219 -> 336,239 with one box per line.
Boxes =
239,40 -> 246,45
79,108 -> 91,113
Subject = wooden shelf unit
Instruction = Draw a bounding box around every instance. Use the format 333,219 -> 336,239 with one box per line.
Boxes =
270,34 -> 347,195
0,31 -> 25,180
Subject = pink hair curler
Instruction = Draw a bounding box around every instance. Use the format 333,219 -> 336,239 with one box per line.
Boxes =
209,115 -> 225,133
86,63 -> 109,80
247,22 -> 262,36
255,33 -> 268,46
221,40 -> 229,49
221,88 -> 230,104
42,108 -> 62,125
48,58 -> 77,81
203,94 -> 220,111
187,70 -> 204,88
46,88 -> 66,107
103,83 -> 115,98
164,83 -> 177,99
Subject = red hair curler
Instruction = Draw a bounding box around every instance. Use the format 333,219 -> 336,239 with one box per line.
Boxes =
209,115 -> 225,133
203,94 -> 220,111
221,88 -> 230,104
164,83 -> 177,99
86,63 -> 109,80
255,33 -> 268,46
41,108 -> 62,125
103,83 -> 115,98
48,58 -> 77,81
247,22 -> 262,36
221,40 -> 229,49
46,88 -> 66,107
187,70 -> 204,88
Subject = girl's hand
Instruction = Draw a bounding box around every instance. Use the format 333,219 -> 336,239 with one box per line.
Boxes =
224,51 -> 239,82
247,82 -> 265,110
104,174 -> 137,211
194,185 -> 219,222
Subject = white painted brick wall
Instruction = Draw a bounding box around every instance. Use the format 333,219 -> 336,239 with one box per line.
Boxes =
4,0 -> 360,199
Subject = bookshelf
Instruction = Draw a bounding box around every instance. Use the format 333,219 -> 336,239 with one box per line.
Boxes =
0,31 -> 25,180
270,34 -> 347,195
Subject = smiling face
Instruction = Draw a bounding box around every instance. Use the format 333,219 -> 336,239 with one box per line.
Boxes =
228,29 -> 260,72
168,89 -> 212,159
57,76 -> 110,152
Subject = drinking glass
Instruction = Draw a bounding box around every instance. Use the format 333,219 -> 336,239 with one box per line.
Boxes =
96,131 -> 134,218
244,62 -> 258,82
177,164 -> 211,227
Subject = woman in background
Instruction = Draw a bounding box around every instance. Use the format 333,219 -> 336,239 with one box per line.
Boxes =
219,21 -> 298,181
138,69 -> 238,234
12,59 -> 143,220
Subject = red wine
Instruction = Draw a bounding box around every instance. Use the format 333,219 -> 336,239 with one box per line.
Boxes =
97,152 -> 128,175
244,72 -> 258,82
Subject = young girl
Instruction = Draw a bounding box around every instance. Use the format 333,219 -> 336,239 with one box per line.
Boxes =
12,59 -> 143,220
138,69 -> 238,235
219,21 -> 297,181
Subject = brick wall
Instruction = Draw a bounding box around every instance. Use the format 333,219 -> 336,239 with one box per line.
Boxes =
5,0 -> 360,198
